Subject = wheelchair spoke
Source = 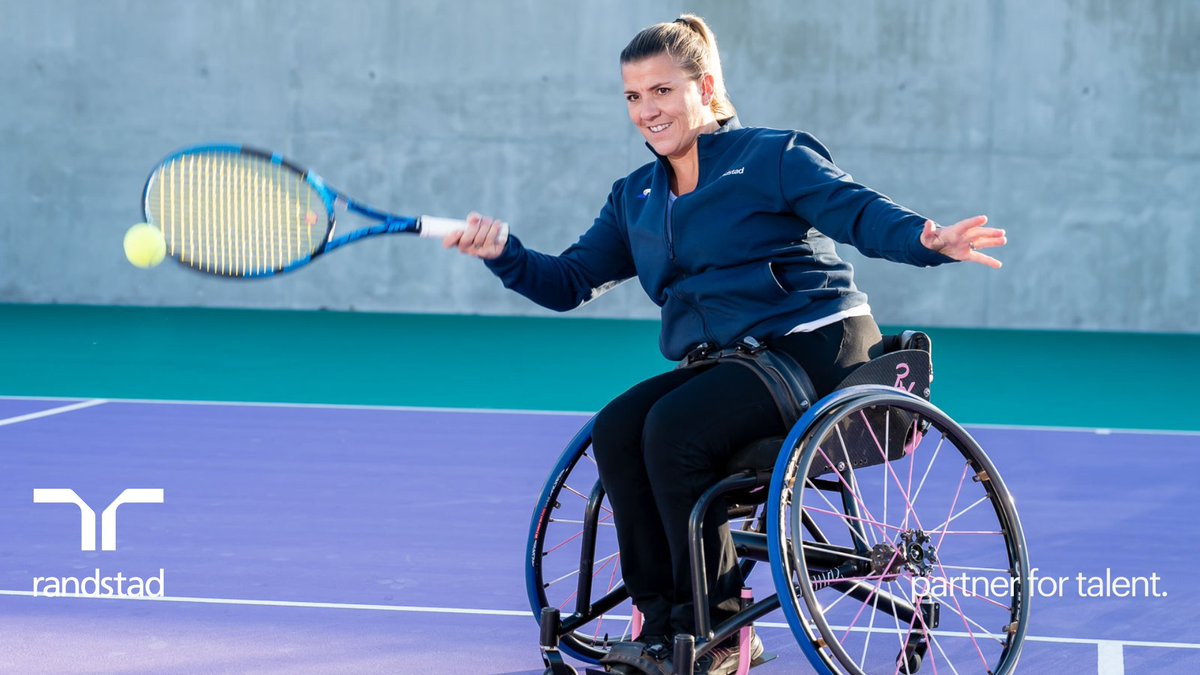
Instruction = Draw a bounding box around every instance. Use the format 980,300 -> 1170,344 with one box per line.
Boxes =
926,628 -> 963,675
904,591 -> 943,675
937,564 -> 1010,574
933,593 -> 1008,646
556,549 -> 620,611
813,444 -> 891,542
839,574 -> 890,647
803,479 -> 879,551
835,423 -> 880,548
800,542 -> 873,564
543,551 -> 620,588
893,593 -> 924,675
931,464 -> 971,551
591,553 -> 625,642
909,434 -> 947,511
543,510 -> 614,556
561,483 -> 614,517
859,409 -> 925,532
926,572 -> 1011,612
931,495 -> 991,544
926,567 -> 995,669
859,574 -> 883,667
803,504 -> 904,535
549,518 -> 616,527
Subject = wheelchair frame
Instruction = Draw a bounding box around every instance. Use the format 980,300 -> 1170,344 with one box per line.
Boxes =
528,335 -> 1030,675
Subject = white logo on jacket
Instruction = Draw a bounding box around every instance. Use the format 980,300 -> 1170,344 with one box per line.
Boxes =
720,167 -> 745,178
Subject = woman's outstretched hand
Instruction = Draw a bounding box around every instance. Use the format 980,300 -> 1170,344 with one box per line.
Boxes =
920,215 -> 1007,269
443,212 -> 509,260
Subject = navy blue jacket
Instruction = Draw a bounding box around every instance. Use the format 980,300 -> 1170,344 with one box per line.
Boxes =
485,118 -> 954,361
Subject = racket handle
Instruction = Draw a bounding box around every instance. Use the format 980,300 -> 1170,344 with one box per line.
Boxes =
418,215 -> 510,243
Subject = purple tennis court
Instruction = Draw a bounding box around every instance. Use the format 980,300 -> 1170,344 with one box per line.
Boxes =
1,397 -> 1198,673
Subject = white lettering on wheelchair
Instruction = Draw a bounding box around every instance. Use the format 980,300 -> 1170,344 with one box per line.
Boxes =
894,363 -> 916,393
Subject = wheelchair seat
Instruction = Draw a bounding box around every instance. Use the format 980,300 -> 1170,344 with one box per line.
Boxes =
721,330 -> 934,507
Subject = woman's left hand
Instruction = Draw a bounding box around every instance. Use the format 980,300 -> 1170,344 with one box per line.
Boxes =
920,215 -> 1007,269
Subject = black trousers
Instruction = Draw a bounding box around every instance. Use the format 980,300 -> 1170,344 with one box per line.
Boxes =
591,316 -> 883,636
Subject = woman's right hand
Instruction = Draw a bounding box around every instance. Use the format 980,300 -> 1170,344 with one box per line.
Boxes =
443,212 -> 509,260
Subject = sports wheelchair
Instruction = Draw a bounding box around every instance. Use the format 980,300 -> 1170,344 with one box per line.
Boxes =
528,332 -> 1029,674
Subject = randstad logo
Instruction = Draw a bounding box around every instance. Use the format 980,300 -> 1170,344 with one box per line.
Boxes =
720,167 -> 745,178
33,488 -> 164,551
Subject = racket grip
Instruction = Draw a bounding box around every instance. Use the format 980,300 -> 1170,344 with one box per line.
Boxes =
418,215 -> 510,243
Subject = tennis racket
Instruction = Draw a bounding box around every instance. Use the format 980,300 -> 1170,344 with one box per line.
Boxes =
141,144 -> 503,278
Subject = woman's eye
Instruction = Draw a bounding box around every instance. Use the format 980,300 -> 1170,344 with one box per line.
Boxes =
656,87 -> 670,95
626,94 -> 638,102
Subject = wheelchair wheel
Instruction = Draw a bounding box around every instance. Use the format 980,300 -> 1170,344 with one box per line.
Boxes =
526,418 -> 634,664
768,387 -> 1029,674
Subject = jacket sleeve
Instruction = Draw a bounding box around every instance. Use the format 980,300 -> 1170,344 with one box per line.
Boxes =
483,179 -> 638,311
779,132 -> 954,267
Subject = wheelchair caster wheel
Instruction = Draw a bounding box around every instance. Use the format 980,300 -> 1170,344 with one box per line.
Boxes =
897,637 -> 928,674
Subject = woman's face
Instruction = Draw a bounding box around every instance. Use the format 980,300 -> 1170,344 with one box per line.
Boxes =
622,53 -> 715,161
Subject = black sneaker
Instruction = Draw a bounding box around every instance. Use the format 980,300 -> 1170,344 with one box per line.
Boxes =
696,633 -> 764,675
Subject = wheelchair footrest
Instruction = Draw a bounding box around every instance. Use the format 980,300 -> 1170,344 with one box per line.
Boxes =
584,654 -> 778,674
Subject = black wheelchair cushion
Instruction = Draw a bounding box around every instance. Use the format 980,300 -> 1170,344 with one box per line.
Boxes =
726,436 -> 785,475
717,337 -> 934,491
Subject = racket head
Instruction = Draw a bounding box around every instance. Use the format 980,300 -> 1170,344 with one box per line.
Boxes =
142,145 -> 335,278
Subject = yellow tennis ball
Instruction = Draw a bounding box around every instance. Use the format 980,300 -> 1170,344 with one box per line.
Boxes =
124,223 -> 166,269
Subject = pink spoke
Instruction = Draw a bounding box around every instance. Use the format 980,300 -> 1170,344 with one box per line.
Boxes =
859,574 -> 884,667
859,410 -> 924,531
905,418 -> 917,517
556,547 -> 619,611
905,590 -> 941,675
815,445 -> 892,542
837,567 -> 893,646
933,464 -> 971,552
910,435 -> 946,511
929,555 -> 992,670
544,512 -> 614,556
834,543 -> 909,646
891,591 -> 923,675
803,504 -> 904,534
835,424 -> 880,547
592,552 -> 625,640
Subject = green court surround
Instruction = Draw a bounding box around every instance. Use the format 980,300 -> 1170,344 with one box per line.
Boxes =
1,304 -> 1194,431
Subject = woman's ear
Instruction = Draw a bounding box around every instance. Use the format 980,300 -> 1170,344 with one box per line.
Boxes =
700,72 -> 715,106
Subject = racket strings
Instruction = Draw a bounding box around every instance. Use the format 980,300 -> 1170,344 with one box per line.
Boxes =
147,152 -> 327,276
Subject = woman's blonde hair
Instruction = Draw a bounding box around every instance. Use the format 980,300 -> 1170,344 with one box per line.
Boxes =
620,14 -> 736,121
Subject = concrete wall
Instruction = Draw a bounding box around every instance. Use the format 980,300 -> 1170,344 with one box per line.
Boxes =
2,0 -> 1196,332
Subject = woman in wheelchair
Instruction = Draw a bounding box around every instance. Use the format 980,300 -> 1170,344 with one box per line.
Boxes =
447,15 -> 1022,675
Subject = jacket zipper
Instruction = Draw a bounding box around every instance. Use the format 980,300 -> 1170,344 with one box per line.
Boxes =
664,193 -> 676,261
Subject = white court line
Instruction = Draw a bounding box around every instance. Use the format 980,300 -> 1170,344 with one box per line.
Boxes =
0,399 -> 108,428
0,590 -> 528,617
0,394 -> 592,418
1098,641 -> 1125,675
2,590 -> 1199,652
2,395 -> 1197,435
963,421 -> 1200,438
